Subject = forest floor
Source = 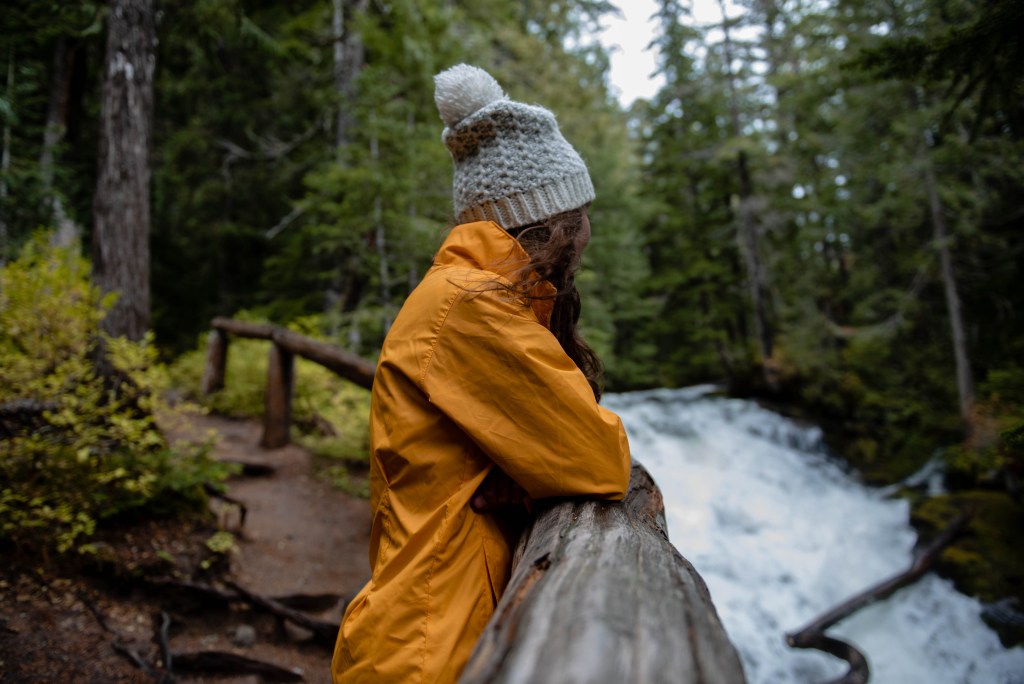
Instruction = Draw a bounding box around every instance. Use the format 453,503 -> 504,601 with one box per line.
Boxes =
0,412 -> 372,684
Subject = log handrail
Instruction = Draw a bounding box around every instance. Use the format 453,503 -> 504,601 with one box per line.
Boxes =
201,318 -> 745,683
200,317 -> 375,448
460,462 -> 747,684
208,317 -> 375,390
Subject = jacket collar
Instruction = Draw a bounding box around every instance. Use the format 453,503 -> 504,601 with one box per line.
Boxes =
434,221 -> 557,327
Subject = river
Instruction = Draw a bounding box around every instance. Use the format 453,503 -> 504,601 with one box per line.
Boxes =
604,386 -> 1024,684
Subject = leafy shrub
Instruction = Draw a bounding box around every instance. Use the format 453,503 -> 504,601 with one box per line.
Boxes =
0,235 -> 234,553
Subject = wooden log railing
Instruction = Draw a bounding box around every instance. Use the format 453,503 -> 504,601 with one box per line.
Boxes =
201,318 -> 745,681
460,462 -> 747,684
201,317 -> 375,448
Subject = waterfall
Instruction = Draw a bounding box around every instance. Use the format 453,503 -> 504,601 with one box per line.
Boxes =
604,386 -> 1024,684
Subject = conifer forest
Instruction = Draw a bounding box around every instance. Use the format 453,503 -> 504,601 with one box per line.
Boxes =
1,0 -> 1023,679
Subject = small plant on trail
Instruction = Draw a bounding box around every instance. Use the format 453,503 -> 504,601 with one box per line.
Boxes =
0,234 -> 235,554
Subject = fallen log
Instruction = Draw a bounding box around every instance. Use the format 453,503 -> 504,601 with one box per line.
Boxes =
459,462 -> 746,684
785,512 -> 971,684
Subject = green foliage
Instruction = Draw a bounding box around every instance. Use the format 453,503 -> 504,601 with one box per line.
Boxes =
0,236 -> 234,553
6,0 -> 1023,499
635,0 -> 1024,484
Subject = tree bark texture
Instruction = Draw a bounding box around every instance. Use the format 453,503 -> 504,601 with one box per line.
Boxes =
93,0 -> 156,341
211,317 -> 376,390
459,463 -> 746,684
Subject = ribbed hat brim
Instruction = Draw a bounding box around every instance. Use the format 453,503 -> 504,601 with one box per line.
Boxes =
457,171 -> 594,227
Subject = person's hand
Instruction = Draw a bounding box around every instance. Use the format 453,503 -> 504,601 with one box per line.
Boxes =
471,468 -> 528,512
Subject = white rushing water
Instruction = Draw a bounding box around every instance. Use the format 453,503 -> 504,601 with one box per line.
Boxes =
604,386 -> 1024,684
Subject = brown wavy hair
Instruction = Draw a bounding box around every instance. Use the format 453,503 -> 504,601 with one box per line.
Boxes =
505,207 -> 604,401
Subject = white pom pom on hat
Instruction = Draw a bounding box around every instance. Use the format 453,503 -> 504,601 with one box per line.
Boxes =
434,64 -> 507,128
433,64 -> 594,229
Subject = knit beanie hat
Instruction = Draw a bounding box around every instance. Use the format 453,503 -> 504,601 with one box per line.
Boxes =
434,64 -> 595,228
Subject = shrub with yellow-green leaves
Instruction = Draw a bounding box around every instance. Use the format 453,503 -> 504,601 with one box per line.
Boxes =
0,235 -> 234,553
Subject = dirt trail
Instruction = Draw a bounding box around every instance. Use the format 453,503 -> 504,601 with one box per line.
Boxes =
162,412 -> 372,683
0,413 -> 371,684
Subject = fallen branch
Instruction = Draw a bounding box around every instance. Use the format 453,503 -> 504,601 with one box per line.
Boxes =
785,512 -> 971,683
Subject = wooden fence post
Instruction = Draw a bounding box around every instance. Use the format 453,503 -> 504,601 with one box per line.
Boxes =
201,329 -> 229,395
260,343 -> 294,449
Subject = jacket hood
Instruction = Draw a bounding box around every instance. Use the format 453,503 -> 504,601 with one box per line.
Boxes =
434,221 -> 557,327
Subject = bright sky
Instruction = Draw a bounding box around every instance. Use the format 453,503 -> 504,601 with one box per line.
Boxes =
597,0 -> 727,106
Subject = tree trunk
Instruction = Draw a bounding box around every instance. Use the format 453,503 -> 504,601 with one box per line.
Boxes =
370,123 -> 391,332
1,48 -> 13,265
92,0 -> 156,341
333,0 -> 368,155
924,152 -> 975,423
459,463 -> 746,684
332,0 -> 345,158
716,0 -> 776,387
40,35 -> 79,247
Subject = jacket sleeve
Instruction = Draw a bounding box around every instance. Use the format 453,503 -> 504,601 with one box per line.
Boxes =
421,287 -> 631,500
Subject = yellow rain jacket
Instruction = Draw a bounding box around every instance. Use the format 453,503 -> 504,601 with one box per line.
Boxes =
331,220 -> 631,683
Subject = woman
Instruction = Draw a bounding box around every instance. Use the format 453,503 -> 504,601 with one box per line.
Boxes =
331,64 -> 631,683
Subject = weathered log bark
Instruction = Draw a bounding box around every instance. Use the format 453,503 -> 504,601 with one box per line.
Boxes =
211,317 -> 375,390
459,463 -> 746,684
785,513 -> 970,684
261,344 -> 294,449
93,0 -> 156,341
